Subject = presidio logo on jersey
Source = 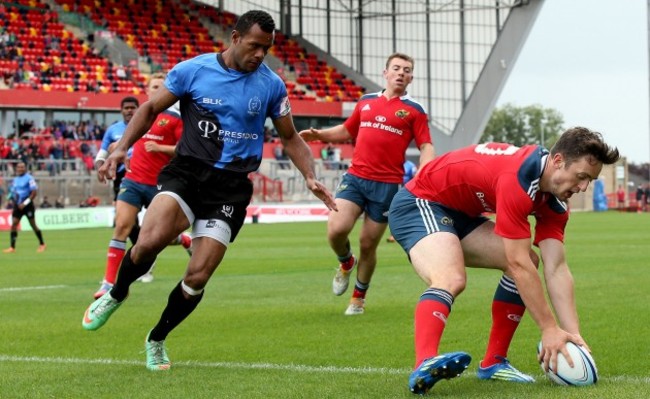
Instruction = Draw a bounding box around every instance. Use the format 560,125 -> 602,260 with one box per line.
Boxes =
198,120 -> 218,138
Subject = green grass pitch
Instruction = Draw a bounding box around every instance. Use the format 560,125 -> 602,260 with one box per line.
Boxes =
0,211 -> 648,398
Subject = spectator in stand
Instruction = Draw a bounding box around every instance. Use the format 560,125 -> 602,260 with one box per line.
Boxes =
48,138 -> 64,175
321,143 -> 336,170
616,185 -> 626,210
40,196 -> 53,208
635,185 -> 644,212
299,53 -> 435,315
55,196 -> 65,208
273,143 -> 289,169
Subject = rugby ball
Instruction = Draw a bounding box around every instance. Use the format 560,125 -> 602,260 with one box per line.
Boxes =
537,341 -> 598,386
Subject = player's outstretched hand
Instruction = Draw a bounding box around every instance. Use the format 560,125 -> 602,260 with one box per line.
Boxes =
97,149 -> 127,184
306,178 -> 338,211
298,127 -> 320,142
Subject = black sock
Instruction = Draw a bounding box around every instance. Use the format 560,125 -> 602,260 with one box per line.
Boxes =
129,219 -> 140,245
149,281 -> 204,342
35,230 -> 44,245
110,248 -> 155,301
10,231 -> 17,248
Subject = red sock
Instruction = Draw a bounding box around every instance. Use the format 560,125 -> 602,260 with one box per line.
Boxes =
180,233 -> 192,249
414,299 -> 450,368
481,300 -> 526,367
104,246 -> 126,284
352,280 -> 369,299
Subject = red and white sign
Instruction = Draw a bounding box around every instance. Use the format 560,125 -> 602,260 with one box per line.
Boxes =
0,210 -> 17,231
245,204 -> 330,223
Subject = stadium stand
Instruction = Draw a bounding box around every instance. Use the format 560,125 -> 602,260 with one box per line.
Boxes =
1,0 -> 365,100
1,1 -> 364,203
0,0 -> 147,93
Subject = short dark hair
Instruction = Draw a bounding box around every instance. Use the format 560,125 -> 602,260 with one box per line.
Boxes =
551,126 -> 620,166
234,10 -> 275,36
121,96 -> 139,108
386,53 -> 414,70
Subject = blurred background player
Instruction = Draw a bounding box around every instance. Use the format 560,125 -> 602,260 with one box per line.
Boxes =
95,96 -> 141,245
93,73 -> 191,299
3,161 -> 45,253
299,53 -> 435,315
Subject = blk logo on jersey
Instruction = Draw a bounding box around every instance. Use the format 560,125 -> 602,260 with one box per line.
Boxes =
202,97 -> 224,105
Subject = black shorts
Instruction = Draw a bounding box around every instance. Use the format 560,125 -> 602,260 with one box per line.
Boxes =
12,202 -> 36,220
157,156 -> 253,242
113,168 -> 126,201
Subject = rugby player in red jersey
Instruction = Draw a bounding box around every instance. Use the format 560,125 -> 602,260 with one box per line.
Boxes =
300,53 -> 435,315
388,127 -> 619,394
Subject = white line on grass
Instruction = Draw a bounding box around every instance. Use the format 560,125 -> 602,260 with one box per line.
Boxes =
1,355 -> 649,385
0,355 -> 405,375
0,284 -> 67,292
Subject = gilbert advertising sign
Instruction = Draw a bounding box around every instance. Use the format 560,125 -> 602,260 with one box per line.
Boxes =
0,207 -> 114,231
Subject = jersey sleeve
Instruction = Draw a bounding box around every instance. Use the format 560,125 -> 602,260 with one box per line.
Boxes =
493,174 -> 534,240
343,101 -> 362,138
165,60 -> 193,98
100,125 -> 114,151
412,111 -> 432,147
267,77 -> 290,120
532,199 -> 568,245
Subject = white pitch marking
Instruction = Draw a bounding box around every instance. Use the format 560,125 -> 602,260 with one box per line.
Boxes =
0,285 -> 67,292
0,355 -> 649,385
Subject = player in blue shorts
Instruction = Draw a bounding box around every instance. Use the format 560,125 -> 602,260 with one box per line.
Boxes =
3,161 -> 46,253
82,10 -> 336,371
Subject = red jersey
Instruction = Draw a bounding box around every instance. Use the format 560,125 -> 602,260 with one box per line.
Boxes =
344,91 -> 431,183
126,105 -> 183,185
406,143 -> 568,244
